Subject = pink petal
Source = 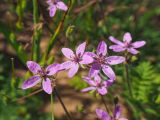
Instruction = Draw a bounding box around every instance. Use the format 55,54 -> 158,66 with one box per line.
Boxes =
68,63 -> 79,78
46,63 -> 60,75
49,5 -> 57,17
88,68 -> 99,77
94,75 -> 101,84
60,61 -> 73,70
97,41 -> 107,56
42,78 -> 52,94
83,77 -> 96,86
127,48 -> 139,55
102,81 -> 108,87
61,48 -> 75,59
85,52 -> 96,57
131,41 -> 146,48
102,65 -> 116,80
56,1 -> 68,11
106,56 -> 125,65
96,109 -> 111,120
76,42 -> 86,56
26,61 -> 42,74
109,45 -> 126,52
123,32 -> 132,43
22,76 -> 41,89
80,54 -> 93,64
92,63 -> 101,70
81,87 -> 96,92
109,36 -> 124,46
97,87 -> 107,95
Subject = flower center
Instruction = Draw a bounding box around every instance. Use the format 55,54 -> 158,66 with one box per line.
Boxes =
73,53 -> 82,63
38,69 -> 49,78
95,54 -> 106,64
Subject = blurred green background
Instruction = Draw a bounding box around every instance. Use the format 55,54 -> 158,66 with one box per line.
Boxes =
0,0 -> 160,119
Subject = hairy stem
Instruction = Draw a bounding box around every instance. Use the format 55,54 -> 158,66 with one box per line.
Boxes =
54,87 -> 73,120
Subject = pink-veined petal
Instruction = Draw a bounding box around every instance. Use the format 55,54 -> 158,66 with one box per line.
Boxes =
81,87 -> 96,92
88,68 -> 99,77
42,78 -> 52,94
80,54 -> 93,64
123,32 -> 132,43
85,52 -> 96,57
102,81 -> 108,87
131,41 -> 146,48
94,75 -> 101,84
127,48 -> 139,55
96,109 -> 111,120
76,42 -> 86,56
102,65 -> 116,80
68,63 -> 79,78
46,63 -> 60,75
61,48 -> 75,59
56,1 -> 68,11
92,63 -> 101,70
107,79 -> 114,86
60,61 -> 74,70
49,5 -> 57,17
97,41 -> 107,56
106,56 -> 125,65
83,77 -> 96,86
109,45 -> 126,52
109,36 -> 124,46
97,87 -> 107,95
26,61 -> 42,74
22,76 -> 41,89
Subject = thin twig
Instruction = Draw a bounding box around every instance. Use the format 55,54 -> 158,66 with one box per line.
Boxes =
54,87 -> 73,120
16,88 -> 43,102
101,95 -> 110,113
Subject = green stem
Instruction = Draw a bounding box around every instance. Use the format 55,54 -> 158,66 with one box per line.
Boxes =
32,0 -> 41,61
124,63 -> 133,98
51,92 -> 54,120
11,58 -> 16,96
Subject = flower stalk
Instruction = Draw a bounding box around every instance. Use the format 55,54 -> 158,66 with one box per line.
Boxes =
54,87 -> 73,120
124,59 -> 133,98
100,95 -> 110,113
51,92 -> 55,120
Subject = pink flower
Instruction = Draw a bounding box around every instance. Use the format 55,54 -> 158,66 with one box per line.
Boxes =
96,105 -> 128,120
47,0 -> 68,17
61,42 -> 93,78
109,32 -> 146,55
21,61 -> 60,94
81,68 -> 113,95
86,41 -> 125,80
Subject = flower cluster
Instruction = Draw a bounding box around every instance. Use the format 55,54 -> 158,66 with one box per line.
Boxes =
21,32 -> 145,119
22,32 -> 145,95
